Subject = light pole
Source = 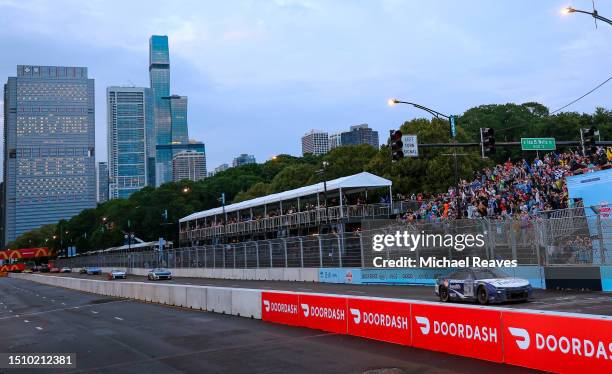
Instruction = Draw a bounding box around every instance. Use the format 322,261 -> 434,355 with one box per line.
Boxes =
563,6 -> 612,27
316,161 -> 330,232
388,99 -> 459,187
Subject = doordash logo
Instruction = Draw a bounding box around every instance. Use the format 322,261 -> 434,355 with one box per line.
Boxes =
301,303 -> 309,317
508,327 -> 530,350
415,316 -> 431,334
507,326 -> 612,360
262,299 -> 297,314
350,308 -> 361,324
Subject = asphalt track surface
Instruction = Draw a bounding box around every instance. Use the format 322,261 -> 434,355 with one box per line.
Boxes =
0,277 -> 540,374
45,272 -> 612,316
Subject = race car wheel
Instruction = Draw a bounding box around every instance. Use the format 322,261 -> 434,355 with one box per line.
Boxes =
439,287 -> 450,302
148,274 -> 153,281
477,286 -> 489,305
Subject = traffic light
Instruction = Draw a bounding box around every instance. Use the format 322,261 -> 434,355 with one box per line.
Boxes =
581,127 -> 597,156
389,130 -> 404,161
480,128 -> 495,157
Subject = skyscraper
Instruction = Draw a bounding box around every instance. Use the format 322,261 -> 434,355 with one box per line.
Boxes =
107,86 -> 153,199
97,162 -> 109,203
340,124 -> 379,149
301,130 -> 329,156
232,154 -> 256,167
3,65 -> 96,244
172,150 -> 206,182
149,35 -> 197,186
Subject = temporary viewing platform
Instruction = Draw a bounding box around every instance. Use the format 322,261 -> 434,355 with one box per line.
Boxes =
179,172 -> 393,244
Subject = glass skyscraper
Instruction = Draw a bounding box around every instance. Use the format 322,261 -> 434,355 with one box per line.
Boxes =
149,35 -> 195,186
107,86 -> 153,199
3,65 -> 96,244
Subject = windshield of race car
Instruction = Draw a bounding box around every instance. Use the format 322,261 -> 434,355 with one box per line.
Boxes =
472,269 -> 509,279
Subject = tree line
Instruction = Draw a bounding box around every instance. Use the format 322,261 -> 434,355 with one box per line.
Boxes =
6,102 -> 611,252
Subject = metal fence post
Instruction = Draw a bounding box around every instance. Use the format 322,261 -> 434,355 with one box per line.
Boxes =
284,238 -> 288,268
255,242 -> 259,268
223,245 -> 227,268
337,234 -> 343,268
244,243 -> 247,268
269,241 -> 273,268
359,232 -> 365,268
299,237 -> 304,268
596,214 -> 606,264
233,244 -> 236,269
318,235 -> 323,267
213,245 -> 216,268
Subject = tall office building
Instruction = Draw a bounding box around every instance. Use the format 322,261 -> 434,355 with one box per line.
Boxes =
149,35 -> 198,186
301,130 -> 329,156
97,162 -> 109,203
340,124 -> 379,149
3,65 -> 96,244
107,87 -> 153,199
329,132 -> 342,150
172,150 -> 206,181
214,164 -> 230,174
232,153 -> 256,167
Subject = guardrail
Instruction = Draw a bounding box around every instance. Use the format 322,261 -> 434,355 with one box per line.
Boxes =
10,273 -> 611,373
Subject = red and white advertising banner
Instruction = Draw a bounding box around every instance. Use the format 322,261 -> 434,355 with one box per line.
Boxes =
298,294 -> 348,334
503,311 -> 612,373
261,292 -> 301,327
411,303 -> 503,363
347,298 -> 411,346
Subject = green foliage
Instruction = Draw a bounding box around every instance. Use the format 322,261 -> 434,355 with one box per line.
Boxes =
7,102 -> 610,253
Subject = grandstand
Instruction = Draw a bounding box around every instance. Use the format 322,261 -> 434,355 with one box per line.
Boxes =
179,172 -> 394,245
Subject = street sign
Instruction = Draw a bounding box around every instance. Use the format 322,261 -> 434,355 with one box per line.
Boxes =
521,138 -> 556,151
449,116 -> 457,138
402,135 -> 419,157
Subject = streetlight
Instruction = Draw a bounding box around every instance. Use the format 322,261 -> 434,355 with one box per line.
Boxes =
182,186 -> 190,194
562,6 -> 612,26
388,98 -> 459,186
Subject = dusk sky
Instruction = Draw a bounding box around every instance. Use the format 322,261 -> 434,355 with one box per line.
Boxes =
1,0 -> 611,170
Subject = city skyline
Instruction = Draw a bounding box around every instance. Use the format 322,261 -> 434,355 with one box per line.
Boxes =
1,1 -> 612,172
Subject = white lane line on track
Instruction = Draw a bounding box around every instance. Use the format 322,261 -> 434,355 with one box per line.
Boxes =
114,317 -> 123,321
35,327 -> 43,331
0,300 -> 131,321
24,320 -> 29,323
92,311 -> 98,314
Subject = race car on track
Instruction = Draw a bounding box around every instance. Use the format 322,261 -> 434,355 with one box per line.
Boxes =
60,267 -> 71,273
86,267 -> 102,275
435,268 -> 532,305
79,267 -> 88,274
107,269 -> 126,280
147,268 -> 172,281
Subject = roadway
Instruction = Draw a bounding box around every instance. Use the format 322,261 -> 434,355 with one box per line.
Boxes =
45,272 -> 612,316
0,277 -> 539,373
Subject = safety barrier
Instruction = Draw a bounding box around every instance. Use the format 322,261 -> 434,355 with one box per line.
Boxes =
8,273 -> 610,373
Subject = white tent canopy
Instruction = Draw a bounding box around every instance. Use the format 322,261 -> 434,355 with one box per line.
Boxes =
179,172 -> 392,223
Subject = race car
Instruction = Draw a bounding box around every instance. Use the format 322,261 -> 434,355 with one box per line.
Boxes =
86,267 -> 102,275
435,268 -> 532,305
107,269 -> 126,280
147,268 -> 172,281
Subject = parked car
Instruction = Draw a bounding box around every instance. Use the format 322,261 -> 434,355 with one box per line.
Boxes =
60,267 -> 71,273
435,268 -> 532,305
147,268 -> 172,281
86,267 -> 102,275
107,269 -> 126,280
49,267 -> 60,273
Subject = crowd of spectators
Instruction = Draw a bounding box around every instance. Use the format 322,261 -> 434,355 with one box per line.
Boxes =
399,148 -> 611,222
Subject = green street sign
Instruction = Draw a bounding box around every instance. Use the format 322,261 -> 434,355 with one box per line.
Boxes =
521,138 -> 556,151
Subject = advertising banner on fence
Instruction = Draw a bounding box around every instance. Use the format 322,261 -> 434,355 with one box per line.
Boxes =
318,268 -> 363,284
347,298 -> 411,345
411,303 -> 503,363
261,292 -> 301,327
298,294 -> 348,334
503,311 -> 612,373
